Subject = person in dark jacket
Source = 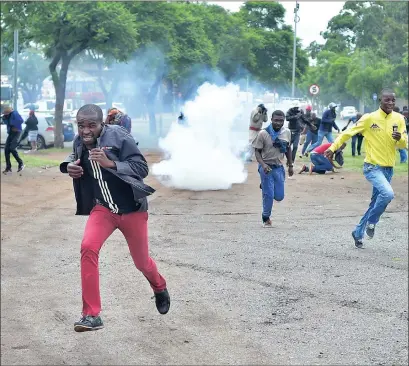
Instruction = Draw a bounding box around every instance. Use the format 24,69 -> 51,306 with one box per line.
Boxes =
60,104 -> 169,332
285,106 -> 316,163
19,110 -> 39,152
2,106 -> 24,174
301,112 -> 321,156
105,107 -> 132,133
306,102 -> 340,153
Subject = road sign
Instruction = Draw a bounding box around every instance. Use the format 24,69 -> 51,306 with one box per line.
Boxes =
309,84 -> 320,95
372,93 -> 378,101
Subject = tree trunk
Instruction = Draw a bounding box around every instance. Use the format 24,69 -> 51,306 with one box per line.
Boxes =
147,76 -> 163,136
52,54 -> 70,148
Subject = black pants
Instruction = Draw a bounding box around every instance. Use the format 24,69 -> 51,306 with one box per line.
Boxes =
351,134 -> 364,156
5,131 -> 23,169
290,131 -> 301,163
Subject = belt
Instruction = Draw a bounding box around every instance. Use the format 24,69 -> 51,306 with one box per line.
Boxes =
267,164 -> 282,169
249,126 -> 261,131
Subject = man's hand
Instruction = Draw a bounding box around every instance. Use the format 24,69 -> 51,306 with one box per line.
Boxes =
67,159 -> 83,179
311,125 -> 317,131
392,131 -> 401,141
324,149 -> 334,160
89,148 -> 116,169
288,166 -> 294,176
262,164 -> 272,174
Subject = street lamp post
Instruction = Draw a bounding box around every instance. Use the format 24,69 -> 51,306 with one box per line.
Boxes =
291,1 -> 300,98
13,29 -> 19,110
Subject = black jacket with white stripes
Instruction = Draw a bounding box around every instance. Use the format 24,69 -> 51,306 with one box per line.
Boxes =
60,125 -> 155,215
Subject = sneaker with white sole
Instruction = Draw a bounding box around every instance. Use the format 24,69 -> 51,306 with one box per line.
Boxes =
74,315 -> 104,332
263,219 -> 273,228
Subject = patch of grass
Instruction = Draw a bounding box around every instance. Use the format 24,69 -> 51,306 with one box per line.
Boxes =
39,147 -> 72,154
0,152 -> 60,168
340,140 -> 408,176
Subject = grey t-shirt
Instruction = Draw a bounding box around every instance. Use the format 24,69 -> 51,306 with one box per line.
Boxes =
252,128 -> 291,166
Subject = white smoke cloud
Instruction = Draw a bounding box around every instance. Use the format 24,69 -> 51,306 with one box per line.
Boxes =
151,83 -> 248,191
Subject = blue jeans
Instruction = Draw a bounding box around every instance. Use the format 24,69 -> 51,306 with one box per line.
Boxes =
398,149 -> 408,163
353,164 -> 394,239
302,131 -> 318,155
307,130 -> 335,152
258,164 -> 285,221
310,153 -> 333,174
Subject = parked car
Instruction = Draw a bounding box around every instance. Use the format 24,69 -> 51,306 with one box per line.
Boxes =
1,115 -> 55,149
340,106 -> 357,120
61,120 -> 76,142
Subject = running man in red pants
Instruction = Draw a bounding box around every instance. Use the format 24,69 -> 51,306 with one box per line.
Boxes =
60,104 -> 169,332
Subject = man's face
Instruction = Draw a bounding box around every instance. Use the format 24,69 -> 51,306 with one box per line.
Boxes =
402,110 -> 408,119
77,111 -> 103,146
271,114 -> 285,131
380,92 -> 396,114
311,113 -> 317,120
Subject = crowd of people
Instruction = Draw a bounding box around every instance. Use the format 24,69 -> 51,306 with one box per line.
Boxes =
249,89 -> 408,249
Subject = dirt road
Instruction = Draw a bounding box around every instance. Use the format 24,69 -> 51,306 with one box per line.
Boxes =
1,153 -> 408,365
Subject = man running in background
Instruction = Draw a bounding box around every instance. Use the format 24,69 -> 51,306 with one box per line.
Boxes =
299,142 -> 346,175
252,110 -> 293,227
60,104 -> 170,332
307,102 -> 340,153
286,105 -> 316,163
342,113 -> 364,157
2,106 -> 24,174
324,88 -> 408,248
247,104 -> 268,161
301,112 -> 321,156
105,107 -> 132,133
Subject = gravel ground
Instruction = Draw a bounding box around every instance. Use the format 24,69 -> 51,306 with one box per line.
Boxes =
1,156 -> 408,365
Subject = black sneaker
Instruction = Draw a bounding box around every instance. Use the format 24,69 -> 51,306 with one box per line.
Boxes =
352,231 -> 363,249
74,315 -> 104,332
2,168 -> 12,175
366,224 -> 375,239
17,164 -> 25,173
154,289 -> 170,315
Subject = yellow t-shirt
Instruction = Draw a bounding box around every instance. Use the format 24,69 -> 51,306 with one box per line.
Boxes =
329,109 -> 408,167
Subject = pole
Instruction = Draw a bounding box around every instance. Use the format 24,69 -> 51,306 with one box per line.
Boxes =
13,29 -> 18,110
291,1 -> 300,98
246,75 -> 249,103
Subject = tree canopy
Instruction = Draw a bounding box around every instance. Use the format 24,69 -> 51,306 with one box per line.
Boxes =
301,1 -> 408,108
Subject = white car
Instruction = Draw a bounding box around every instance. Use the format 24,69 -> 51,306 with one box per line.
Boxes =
1,115 -> 55,149
340,106 -> 357,120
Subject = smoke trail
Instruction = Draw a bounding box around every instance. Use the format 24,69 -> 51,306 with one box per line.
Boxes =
151,83 -> 248,191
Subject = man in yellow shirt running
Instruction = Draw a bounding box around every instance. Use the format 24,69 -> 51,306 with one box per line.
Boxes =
325,88 -> 408,248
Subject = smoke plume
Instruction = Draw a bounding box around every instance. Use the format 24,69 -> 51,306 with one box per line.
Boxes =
151,83 -> 248,191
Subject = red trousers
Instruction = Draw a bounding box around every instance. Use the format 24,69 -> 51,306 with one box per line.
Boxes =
80,205 -> 166,316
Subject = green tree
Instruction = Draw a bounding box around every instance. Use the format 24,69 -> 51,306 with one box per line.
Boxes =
1,1 -> 138,148
18,49 -> 49,104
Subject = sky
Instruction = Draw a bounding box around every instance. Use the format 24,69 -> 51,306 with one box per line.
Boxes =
209,1 -> 345,48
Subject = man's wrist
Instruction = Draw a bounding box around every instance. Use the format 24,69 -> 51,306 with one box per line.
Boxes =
107,160 -> 117,169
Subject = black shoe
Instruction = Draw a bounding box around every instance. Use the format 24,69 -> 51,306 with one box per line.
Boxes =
74,315 -> 104,332
365,224 -> 375,239
154,289 -> 170,315
2,168 -> 12,175
352,231 -> 363,248
17,164 -> 25,173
